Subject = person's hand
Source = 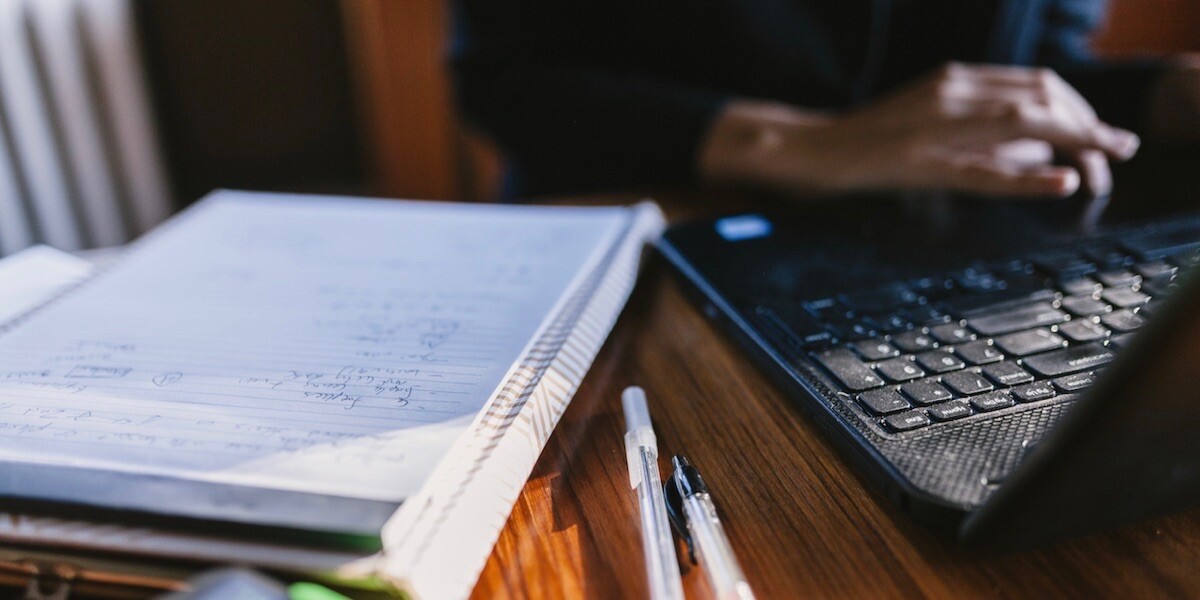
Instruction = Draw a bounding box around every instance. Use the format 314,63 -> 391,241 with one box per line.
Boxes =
1148,54 -> 1200,143
700,62 -> 1140,198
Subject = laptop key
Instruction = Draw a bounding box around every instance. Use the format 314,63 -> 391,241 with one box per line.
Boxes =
805,298 -> 848,320
1059,277 -> 1102,296
929,322 -> 975,344
875,357 -> 926,382
1022,343 -> 1115,377
756,305 -> 833,347
1108,333 -> 1135,350
839,284 -> 919,313
884,410 -> 931,432
1060,294 -> 1110,317
851,338 -> 900,361
1057,319 -> 1110,343
1086,247 -> 1134,270
824,316 -> 878,341
955,340 -> 1004,365
942,371 -> 995,396
939,285 -> 1058,317
1099,309 -> 1145,332
971,390 -> 1015,412
982,361 -> 1034,387
901,380 -> 953,405
1035,253 -> 1096,278
967,302 -> 1068,336
952,267 -> 1003,292
929,400 -> 972,421
1101,288 -> 1150,309
1096,270 -> 1141,287
991,259 -> 1034,277
1011,381 -> 1057,402
1054,372 -> 1096,392
869,312 -> 913,333
910,277 -> 956,303
858,389 -> 911,415
1134,260 -> 1177,281
890,329 -> 936,353
899,305 -> 949,325
814,349 -> 884,391
915,349 -> 965,373
993,328 -> 1066,357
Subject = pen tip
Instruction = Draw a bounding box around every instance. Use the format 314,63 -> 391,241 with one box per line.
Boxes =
672,454 -> 690,469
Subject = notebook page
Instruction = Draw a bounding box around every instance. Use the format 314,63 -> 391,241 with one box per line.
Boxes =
377,202 -> 665,599
0,245 -> 94,323
0,191 -> 628,502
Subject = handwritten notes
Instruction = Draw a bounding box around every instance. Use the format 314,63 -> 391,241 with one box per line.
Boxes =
0,192 -> 627,501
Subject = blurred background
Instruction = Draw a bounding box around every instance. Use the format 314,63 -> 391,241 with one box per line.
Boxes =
0,0 -> 1196,257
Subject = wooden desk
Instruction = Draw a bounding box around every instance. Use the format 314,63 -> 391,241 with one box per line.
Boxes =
471,192 -> 1200,599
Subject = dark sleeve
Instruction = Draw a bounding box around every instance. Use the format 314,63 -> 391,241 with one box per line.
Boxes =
1034,0 -> 1167,132
451,1 -> 729,197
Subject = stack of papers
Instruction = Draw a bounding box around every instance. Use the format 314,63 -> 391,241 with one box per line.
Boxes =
0,191 -> 664,598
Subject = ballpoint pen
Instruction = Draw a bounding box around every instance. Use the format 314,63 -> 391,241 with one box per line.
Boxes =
666,455 -> 756,600
623,386 -> 685,600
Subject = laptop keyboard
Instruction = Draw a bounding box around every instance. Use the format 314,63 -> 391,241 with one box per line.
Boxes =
757,238 -> 1197,433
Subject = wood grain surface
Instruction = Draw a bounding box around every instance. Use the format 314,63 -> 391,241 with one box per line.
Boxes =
470,192 -> 1200,599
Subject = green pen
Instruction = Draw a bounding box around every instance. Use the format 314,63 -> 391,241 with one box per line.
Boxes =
288,582 -> 352,600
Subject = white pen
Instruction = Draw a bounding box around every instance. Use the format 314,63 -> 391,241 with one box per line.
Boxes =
668,455 -> 756,600
622,386 -> 685,600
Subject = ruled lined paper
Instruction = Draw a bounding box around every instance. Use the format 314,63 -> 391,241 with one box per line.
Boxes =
0,191 -> 627,501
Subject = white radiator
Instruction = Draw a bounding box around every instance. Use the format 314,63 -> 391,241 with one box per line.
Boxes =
0,0 -> 171,256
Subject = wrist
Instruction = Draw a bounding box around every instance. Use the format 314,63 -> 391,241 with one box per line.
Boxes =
697,99 -> 835,191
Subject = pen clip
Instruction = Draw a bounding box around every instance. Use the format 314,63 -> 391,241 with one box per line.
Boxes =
663,473 -> 697,565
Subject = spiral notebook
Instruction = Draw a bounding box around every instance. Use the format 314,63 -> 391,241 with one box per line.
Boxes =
0,191 -> 664,599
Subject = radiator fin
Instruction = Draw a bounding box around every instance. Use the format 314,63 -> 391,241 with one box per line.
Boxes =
0,0 -> 171,256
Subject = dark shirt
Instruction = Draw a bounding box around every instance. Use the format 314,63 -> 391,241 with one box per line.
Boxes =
452,0 -> 1164,198
878,0 -> 996,92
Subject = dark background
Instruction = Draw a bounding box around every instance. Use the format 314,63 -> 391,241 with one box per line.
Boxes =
133,0 -> 1200,207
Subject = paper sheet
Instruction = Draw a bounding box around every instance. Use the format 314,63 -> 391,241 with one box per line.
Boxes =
0,245 -> 94,323
379,201 -> 665,599
0,192 -> 627,501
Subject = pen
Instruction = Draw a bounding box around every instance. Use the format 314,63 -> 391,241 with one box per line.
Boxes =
288,582 -> 351,600
667,455 -> 756,600
622,386 -> 685,600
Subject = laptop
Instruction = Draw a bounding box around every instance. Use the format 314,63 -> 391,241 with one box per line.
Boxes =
657,145 -> 1200,549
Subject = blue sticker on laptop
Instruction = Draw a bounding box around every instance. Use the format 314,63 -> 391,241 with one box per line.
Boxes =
715,214 -> 772,241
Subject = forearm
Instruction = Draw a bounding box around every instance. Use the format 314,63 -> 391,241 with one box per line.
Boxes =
697,100 -> 838,194
695,64 -> 1140,199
